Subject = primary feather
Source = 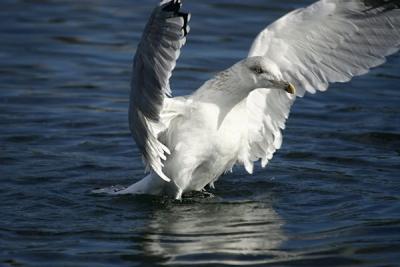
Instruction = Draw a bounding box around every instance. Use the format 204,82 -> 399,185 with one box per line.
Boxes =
129,0 -> 190,181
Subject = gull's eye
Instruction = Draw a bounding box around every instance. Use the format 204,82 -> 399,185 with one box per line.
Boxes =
251,66 -> 264,74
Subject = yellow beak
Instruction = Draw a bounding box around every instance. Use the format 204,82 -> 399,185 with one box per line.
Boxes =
285,83 -> 296,95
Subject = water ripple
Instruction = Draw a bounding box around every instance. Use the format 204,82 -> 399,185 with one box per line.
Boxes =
1,0 -> 400,266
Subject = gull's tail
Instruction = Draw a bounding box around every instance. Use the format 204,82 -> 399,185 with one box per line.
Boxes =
92,173 -> 165,196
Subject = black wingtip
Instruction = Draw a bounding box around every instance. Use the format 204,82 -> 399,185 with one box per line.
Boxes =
162,0 -> 182,12
160,0 -> 190,37
362,0 -> 400,13
179,12 -> 190,36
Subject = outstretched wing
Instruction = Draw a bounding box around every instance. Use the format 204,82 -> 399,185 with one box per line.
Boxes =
238,0 -> 400,173
129,0 -> 190,181
237,89 -> 295,174
250,0 -> 400,96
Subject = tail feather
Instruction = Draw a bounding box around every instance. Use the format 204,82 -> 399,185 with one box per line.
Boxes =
92,174 -> 164,195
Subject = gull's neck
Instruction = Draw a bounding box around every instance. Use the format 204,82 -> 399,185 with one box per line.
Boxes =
192,67 -> 252,107
189,67 -> 254,128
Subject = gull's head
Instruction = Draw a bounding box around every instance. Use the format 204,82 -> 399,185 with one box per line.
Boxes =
235,56 -> 296,94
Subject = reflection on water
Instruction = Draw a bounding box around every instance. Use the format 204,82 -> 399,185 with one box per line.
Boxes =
144,200 -> 286,265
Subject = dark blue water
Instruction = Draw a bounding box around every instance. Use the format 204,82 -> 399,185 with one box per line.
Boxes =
1,0 -> 400,266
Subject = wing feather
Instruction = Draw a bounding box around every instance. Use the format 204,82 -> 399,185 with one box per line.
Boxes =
129,0 -> 190,181
250,0 -> 400,96
237,0 -> 400,173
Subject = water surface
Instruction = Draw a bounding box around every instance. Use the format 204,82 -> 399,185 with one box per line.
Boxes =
1,0 -> 400,266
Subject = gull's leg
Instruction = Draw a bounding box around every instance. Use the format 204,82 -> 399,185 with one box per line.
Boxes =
201,191 -> 215,198
184,188 -> 215,198
208,181 -> 215,189
175,188 -> 183,200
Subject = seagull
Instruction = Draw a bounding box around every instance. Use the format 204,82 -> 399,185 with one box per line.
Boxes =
110,0 -> 400,199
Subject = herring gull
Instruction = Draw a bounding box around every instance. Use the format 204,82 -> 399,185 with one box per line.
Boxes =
103,0 -> 400,199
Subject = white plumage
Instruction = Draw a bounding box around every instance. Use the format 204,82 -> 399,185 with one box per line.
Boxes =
103,0 -> 400,199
